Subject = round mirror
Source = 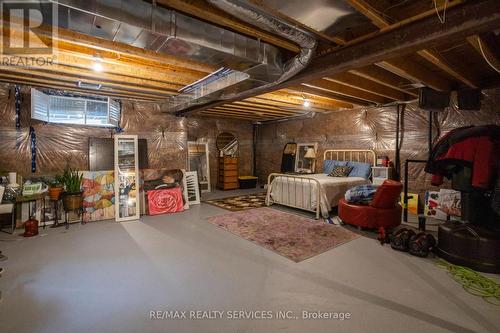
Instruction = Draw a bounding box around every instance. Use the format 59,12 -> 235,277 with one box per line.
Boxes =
216,132 -> 238,156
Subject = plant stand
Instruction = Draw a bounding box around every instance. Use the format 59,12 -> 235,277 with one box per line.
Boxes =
47,198 -> 62,229
62,206 -> 84,230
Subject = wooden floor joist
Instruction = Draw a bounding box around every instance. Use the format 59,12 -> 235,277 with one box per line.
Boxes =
376,58 -> 452,92
177,0 -> 500,116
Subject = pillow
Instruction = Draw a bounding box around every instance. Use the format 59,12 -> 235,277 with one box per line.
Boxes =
328,165 -> 353,177
345,184 -> 378,204
347,161 -> 372,179
323,160 -> 348,174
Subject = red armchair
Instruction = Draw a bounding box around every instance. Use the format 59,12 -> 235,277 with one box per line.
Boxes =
338,180 -> 403,230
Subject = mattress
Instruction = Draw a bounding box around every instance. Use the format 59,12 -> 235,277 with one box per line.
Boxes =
268,174 -> 370,218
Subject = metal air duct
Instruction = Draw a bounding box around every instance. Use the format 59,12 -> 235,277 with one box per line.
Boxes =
171,0 -> 317,114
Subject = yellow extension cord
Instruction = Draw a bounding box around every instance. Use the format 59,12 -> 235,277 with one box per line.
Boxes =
436,259 -> 500,306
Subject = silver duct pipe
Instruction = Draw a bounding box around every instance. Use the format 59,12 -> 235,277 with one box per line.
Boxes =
49,0 -> 283,76
170,0 -> 317,114
207,0 -> 317,83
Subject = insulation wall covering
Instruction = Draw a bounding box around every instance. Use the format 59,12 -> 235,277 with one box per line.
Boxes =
0,84 -> 253,189
256,89 -> 500,194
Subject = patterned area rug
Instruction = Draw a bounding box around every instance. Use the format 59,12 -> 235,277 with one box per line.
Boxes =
205,192 -> 267,211
207,207 -> 360,262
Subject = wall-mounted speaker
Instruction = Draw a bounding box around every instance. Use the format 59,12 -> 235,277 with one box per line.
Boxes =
418,87 -> 450,110
457,88 -> 482,110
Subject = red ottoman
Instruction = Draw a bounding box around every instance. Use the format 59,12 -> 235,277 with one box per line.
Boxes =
339,179 -> 403,230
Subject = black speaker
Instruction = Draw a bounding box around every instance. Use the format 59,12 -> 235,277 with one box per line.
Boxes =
457,89 -> 482,110
419,87 -> 450,110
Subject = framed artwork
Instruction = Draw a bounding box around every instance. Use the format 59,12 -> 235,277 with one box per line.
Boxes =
147,188 -> 184,215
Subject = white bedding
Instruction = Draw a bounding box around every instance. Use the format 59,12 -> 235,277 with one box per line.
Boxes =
267,174 -> 370,218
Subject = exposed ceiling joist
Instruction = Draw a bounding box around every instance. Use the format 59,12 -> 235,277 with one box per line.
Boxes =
323,72 -> 407,100
0,66 -> 175,97
376,58 -> 452,91
178,0 -> 500,116
294,84 -> 373,106
416,49 -> 479,88
304,79 -> 389,104
214,105 -> 303,116
346,0 -> 478,89
348,65 -> 418,97
467,34 -> 500,75
283,87 -> 360,108
24,24 -> 216,75
263,89 -> 355,109
0,77 -> 160,102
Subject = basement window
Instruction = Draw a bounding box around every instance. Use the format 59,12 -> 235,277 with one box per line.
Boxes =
31,88 -> 120,127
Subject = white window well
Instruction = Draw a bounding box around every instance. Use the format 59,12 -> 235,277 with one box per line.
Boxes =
31,88 -> 120,127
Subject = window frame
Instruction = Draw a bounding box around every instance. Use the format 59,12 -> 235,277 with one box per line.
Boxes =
31,88 -> 120,128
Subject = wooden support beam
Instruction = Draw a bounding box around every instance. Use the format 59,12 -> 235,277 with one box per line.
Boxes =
376,58 -> 452,91
348,65 -> 418,97
323,72 -> 408,100
178,0 -> 500,115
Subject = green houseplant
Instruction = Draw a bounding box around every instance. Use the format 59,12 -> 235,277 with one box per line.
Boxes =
48,175 -> 64,201
61,168 -> 83,211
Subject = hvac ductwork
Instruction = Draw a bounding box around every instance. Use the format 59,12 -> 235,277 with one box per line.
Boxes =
171,0 -> 317,114
49,0 -> 316,114
49,0 -> 283,82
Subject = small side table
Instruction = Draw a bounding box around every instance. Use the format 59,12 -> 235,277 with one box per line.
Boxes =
372,166 -> 392,186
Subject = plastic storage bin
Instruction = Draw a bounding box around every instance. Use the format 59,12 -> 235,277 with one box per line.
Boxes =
238,176 -> 258,189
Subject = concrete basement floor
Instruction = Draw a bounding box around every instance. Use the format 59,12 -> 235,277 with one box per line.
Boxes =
0,194 -> 499,333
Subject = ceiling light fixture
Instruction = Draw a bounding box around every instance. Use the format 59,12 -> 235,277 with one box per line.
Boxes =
92,56 -> 103,72
303,96 -> 310,108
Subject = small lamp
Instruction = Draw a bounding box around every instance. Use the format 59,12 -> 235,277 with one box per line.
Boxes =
304,148 -> 316,173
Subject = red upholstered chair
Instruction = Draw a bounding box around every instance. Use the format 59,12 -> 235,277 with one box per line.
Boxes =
338,180 -> 403,231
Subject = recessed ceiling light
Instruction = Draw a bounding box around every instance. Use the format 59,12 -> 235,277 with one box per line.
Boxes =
303,99 -> 310,107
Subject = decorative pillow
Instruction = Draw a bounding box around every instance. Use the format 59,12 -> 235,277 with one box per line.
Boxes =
345,184 -> 378,204
347,161 -> 372,179
328,165 -> 353,177
323,160 -> 348,174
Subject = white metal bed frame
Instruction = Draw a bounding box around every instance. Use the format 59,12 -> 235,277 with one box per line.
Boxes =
265,149 -> 376,219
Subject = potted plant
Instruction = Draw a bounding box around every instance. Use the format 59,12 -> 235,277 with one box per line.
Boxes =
61,168 -> 83,211
48,175 -> 64,201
